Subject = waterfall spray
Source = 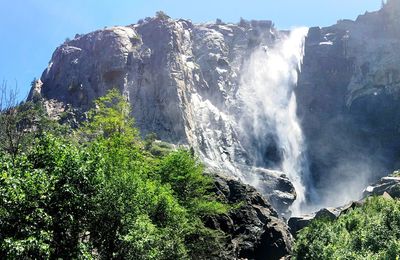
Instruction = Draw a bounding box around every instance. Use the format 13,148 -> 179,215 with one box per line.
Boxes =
239,28 -> 310,215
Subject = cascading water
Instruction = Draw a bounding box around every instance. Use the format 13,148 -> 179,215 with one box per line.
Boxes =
238,28 -> 311,215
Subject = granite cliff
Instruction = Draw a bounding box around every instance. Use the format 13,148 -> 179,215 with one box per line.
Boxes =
30,14 -> 301,216
297,0 -> 400,208
29,0 -> 400,224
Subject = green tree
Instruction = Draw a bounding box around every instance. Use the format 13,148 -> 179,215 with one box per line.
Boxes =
0,134 -> 96,258
157,150 -> 227,216
0,88 -> 229,259
0,81 -> 60,163
83,88 -> 138,140
155,11 -> 170,20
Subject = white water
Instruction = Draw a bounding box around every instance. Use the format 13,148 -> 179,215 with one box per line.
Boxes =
238,28 -> 310,215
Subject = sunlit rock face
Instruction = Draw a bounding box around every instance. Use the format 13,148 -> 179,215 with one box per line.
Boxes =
296,0 -> 400,209
35,16 -> 299,214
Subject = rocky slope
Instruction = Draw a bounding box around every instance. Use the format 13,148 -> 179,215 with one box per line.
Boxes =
209,174 -> 293,259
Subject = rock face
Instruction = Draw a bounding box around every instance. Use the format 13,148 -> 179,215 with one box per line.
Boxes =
296,0 -> 400,207
32,15 -> 297,214
208,174 -> 293,259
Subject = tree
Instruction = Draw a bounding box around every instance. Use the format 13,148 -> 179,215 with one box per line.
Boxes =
82,89 -> 138,140
0,88 -> 229,259
155,11 -> 170,21
0,82 -> 49,163
0,134 -> 96,258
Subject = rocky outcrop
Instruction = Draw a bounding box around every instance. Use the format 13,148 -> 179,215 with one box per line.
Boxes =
289,206 -> 345,236
208,173 -> 293,259
363,175 -> 400,198
296,0 -> 400,207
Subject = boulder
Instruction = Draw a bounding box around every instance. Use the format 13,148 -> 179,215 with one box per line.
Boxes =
249,168 -> 296,216
288,208 -> 340,236
207,174 -> 293,260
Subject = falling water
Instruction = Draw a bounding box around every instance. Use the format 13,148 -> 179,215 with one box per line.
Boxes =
239,28 -> 310,215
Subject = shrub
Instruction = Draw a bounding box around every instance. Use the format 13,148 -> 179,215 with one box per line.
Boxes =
294,197 -> 400,259
155,11 -> 170,21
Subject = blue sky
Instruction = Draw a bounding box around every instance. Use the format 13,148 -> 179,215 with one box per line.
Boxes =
1,0 -> 381,101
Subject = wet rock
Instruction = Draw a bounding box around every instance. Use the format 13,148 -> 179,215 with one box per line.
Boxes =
248,168 -> 296,216
363,176 -> 400,198
296,0 -> 400,205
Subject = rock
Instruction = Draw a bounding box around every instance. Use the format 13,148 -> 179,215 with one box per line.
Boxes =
207,174 -> 293,259
288,208 -> 340,236
288,215 -> 314,236
382,191 -> 393,200
28,79 -> 43,101
247,168 -> 296,216
338,200 -> 364,216
363,176 -> 400,198
314,208 -> 340,220
296,2 -> 400,206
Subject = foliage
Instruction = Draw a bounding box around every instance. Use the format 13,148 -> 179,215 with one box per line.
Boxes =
157,150 -> 228,216
293,197 -> 400,260
144,133 -> 175,157
155,11 -> 170,21
0,135 -> 96,258
391,170 -> 400,177
0,97 -> 55,162
83,88 -> 138,140
0,89 -> 228,259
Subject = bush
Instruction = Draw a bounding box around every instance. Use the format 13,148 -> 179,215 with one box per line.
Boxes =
0,135 -> 96,258
155,11 -> 170,21
293,197 -> 400,259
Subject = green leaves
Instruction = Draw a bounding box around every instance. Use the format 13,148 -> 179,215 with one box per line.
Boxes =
0,153 -> 53,258
0,90 -> 228,259
83,89 -> 138,140
294,197 -> 400,259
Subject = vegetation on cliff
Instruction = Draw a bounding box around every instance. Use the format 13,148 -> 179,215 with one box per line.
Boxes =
0,89 -> 228,259
293,197 -> 400,259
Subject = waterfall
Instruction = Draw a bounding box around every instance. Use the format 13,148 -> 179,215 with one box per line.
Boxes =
238,28 -> 310,215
